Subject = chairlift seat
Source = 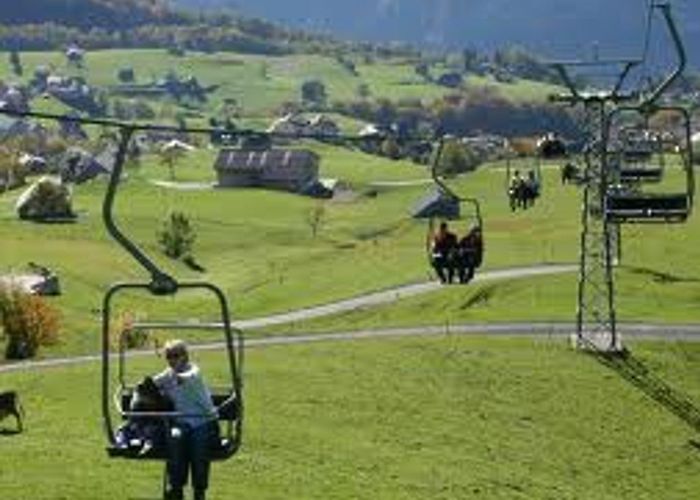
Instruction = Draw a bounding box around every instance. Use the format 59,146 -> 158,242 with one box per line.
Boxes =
606,193 -> 689,222
107,436 -> 236,461
538,140 -> 567,159
622,149 -> 654,162
107,390 -> 240,461
618,165 -> 663,183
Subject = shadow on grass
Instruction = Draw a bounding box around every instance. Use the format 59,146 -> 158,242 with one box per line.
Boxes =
0,428 -> 22,436
460,284 -> 498,310
590,347 -> 700,434
625,266 -> 700,284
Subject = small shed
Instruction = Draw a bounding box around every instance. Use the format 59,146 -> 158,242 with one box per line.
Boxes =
412,189 -> 460,219
59,148 -> 111,184
214,148 -> 319,192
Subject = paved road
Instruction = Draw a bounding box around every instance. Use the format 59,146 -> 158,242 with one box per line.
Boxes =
232,264 -> 578,329
2,263 -> 698,374
2,321 -> 700,374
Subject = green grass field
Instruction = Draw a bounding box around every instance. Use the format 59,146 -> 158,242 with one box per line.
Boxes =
0,44 -> 698,500
0,49 -> 559,121
1,336 -> 700,499
1,139 -> 698,356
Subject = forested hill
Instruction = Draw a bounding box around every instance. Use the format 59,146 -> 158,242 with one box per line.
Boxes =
0,0 -> 182,29
175,0 -> 700,67
0,0 -> 303,55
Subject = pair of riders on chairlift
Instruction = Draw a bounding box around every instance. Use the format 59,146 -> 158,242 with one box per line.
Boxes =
430,222 -> 483,284
509,169 -> 540,211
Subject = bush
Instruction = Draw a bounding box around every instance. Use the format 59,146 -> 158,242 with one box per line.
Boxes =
157,211 -> 196,260
437,140 -> 480,176
16,177 -> 74,221
0,285 -> 60,360
117,66 -> 135,83
109,313 -> 153,351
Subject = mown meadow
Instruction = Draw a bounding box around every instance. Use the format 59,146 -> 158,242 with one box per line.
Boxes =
0,47 -> 699,500
0,49 -> 560,122
2,337 -> 700,499
1,134 -> 698,355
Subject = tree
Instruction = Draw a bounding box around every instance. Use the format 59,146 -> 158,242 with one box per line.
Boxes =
306,202 -> 326,238
301,79 -> 327,108
159,143 -> 184,180
380,137 -> 401,160
157,211 -> 196,260
414,61 -> 431,81
356,83 -> 371,99
9,49 -> 22,76
117,67 -> 135,83
436,139 -> 479,176
0,285 -> 61,360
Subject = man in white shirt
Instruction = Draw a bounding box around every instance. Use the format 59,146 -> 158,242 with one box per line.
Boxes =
155,340 -> 219,500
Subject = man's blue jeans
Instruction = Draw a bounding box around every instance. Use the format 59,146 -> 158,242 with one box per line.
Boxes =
167,420 -> 220,492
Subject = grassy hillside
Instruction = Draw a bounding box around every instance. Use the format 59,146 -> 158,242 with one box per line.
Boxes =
0,49 -> 560,123
1,336 -> 700,499
1,136 -> 698,358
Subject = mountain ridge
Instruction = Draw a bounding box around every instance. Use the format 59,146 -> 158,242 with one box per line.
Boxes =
173,0 -> 700,67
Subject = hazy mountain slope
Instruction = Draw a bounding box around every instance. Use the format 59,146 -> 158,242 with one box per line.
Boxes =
174,0 -> 700,66
0,0 -> 181,29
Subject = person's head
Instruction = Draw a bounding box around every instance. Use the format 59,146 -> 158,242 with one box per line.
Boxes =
163,339 -> 189,371
439,221 -> 448,233
513,169 -> 520,177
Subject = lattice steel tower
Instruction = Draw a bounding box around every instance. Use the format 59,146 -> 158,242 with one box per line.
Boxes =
550,2 -> 687,352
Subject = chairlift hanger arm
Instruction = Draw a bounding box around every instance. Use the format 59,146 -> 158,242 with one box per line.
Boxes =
548,60 -> 641,105
429,137 -> 483,228
642,2 -> 686,107
102,127 -> 177,294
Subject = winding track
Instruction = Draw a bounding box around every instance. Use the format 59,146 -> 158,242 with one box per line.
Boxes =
2,263 -> 699,374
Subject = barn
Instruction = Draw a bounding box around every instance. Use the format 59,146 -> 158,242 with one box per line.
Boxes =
214,148 -> 320,193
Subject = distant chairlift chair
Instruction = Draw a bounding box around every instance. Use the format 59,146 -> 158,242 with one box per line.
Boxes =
604,106 -> 694,224
427,137 -> 484,283
612,127 -> 664,184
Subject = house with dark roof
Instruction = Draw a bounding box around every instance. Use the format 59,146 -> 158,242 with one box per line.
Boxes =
214,148 -> 319,193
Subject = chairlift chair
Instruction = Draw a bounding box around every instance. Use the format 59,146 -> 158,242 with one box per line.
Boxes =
505,150 -> 541,209
100,128 -> 243,462
427,137 -> 484,280
611,126 -> 664,184
537,133 -> 567,160
604,106 -> 694,224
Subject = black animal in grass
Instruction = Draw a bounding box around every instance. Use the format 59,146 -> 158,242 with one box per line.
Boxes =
0,391 -> 24,433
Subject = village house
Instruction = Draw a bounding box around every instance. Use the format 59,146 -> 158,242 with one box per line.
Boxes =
267,113 -> 339,138
214,148 -> 319,193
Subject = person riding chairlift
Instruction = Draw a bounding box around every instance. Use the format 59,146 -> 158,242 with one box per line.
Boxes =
509,170 -> 525,211
524,169 -> 540,206
455,225 -> 483,284
430,221 -> 458,284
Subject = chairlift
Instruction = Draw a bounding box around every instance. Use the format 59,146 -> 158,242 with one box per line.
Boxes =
100,128 -> 243,461
537,132 -> 568,160
426,137 -> 484,283
605,106 -> 694,224
505,147 -> 541,211
612,126 -> 664,183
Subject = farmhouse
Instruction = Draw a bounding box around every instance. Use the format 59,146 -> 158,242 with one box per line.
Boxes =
267,113 -> 339,138
214,148 -> 319,193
